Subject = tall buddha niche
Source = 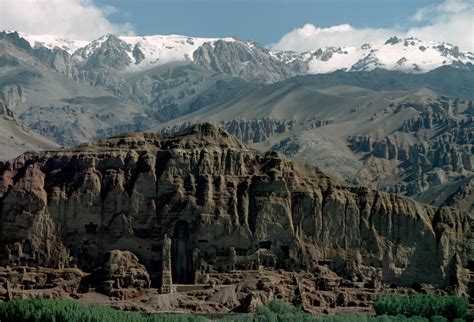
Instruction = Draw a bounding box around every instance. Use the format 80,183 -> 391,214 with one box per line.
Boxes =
171,220 -> 194,284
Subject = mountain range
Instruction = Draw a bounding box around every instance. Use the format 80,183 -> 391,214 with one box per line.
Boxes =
16,32 -> 474,75
0,30 -> 473,212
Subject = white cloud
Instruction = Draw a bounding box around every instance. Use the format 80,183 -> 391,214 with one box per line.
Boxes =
412,0 -> 471,22
272,0 -> 473,52
272,23 -> 393,52
406,0 -> 473,52
0,0 -> 135,40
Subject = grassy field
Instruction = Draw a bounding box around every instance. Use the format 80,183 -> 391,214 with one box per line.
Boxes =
0,295 -> 471,321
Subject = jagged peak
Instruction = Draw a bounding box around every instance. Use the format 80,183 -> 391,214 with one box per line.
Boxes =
384,36 -> 402,45
3,30 -> 473,76
0,30 -> 33,51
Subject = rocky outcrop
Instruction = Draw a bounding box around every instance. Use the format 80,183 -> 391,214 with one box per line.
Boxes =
0,101 -> 14,120
91,250 -> 151,298
0,101 -> 58,161
222,118 -> 296,143
347,97 -> 473,196
17,103 -> 155,147
140,65 -> 252,123
163,118 -> 296,144
0,266 -> 85,301
0,84 -> 26,111
0,123 -> 471,300
193,41 -> 297,83
414,176 -> 474,214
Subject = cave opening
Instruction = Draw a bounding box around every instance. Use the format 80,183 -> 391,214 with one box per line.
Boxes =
171,220 -> 194,284
467,260 -> 474,271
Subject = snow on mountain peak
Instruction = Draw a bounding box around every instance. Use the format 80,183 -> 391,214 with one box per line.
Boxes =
16,32 -> 89,54
118,34 -> 236,71
287,37 -> 474,74
7,31 -> 237,71
5,31 -> 473,75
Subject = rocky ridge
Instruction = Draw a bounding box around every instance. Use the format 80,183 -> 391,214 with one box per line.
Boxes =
0,123 -> 472,312
0,32 -> 256,146
158,81 -> 474,210
1,31 -> 474,149
347,96 -> 473,196
15,31 -> 474,77
275,36 -> 474,74
162,118 -> 297,144
414,176 -> 474,214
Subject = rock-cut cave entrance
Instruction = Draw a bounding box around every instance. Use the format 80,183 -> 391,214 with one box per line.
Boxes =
171,220 -> 195,284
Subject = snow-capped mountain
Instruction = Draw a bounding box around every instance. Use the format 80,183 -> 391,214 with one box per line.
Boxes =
10,31 -> 473,76
15,31 -> 238,72
17,32 -> 89,54
72,34 -> 237,72
1,29 -> 473,165
294,36 -> 474,74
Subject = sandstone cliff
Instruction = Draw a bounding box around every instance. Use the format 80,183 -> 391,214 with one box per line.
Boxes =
0,123 -> 472,295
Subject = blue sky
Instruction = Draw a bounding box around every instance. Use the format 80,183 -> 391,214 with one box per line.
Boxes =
95,0 -> 435,45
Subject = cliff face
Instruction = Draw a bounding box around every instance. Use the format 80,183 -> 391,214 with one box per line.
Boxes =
0,124 -> 471,291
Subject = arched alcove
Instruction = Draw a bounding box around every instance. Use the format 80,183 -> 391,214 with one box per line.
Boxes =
171,220 -> 194,284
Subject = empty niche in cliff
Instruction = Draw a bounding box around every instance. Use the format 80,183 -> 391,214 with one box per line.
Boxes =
22,240 -> 32,255
235,248 -> 247,256
171,220 -> 195,284
259,241 -> 272,249
85,222 -> 98,234
280,245 -> 290,258
150,259 -> 161,272
467,260 -> 474,270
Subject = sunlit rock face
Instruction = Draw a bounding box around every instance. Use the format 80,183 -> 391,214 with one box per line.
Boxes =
0,123 -> 471,293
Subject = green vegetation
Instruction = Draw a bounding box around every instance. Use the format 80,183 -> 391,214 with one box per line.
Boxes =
0,297 -> 471,322
250,300 -> 448,322
220,299 -> 469,321
0,298 -> 206,322
373,293 -> 469,320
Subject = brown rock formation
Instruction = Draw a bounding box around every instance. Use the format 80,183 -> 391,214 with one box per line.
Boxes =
163,118 -> 296,144
0,266 -> 84,301
0,123 -> 472,308
88,250 -> 151,298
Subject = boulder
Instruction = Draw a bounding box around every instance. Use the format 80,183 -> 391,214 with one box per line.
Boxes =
96,250 -> 150,296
